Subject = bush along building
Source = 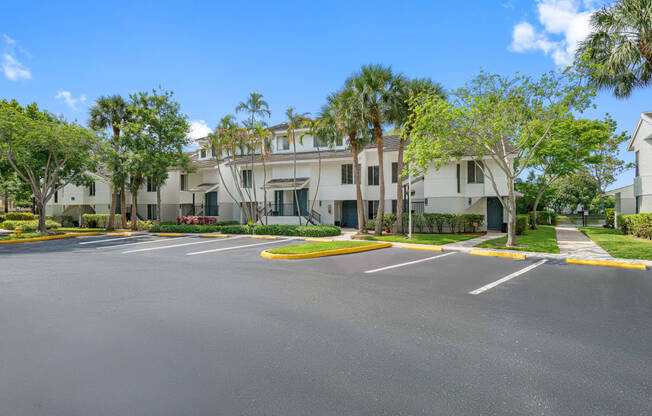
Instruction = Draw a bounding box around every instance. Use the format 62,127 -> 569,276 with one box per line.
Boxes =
46,123 -> 511,230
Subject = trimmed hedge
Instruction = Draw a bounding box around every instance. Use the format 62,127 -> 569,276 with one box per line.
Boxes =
82,214 -> 110,228
400,213 -> 485,233
0,219 -> 61,232
530,211 -> 557,226
148,223 -> 341,237
618,213 -> 652,239
516,214 -> 529,235
5,212 -> 35,221
605,208 -> 615,228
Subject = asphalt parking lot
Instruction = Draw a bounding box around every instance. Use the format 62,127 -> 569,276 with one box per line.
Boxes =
1,234 -> 651,415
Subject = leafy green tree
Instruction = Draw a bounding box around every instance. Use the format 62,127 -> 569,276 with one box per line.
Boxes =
285,108 -> 310,225
0,100 -> 99,232
392,78 -> 447,233
405,71 -> 594,246
320,87 -> 370,230
515,172 -> 556,214
576,0 -> 652,98
122,88 -> 190,226
88,95 -> 131,230
549,171 -> 601,214
347,64 -> 404,235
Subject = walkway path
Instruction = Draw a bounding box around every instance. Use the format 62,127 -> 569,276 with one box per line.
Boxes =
447,231 -> 506,248
555,226 -> 613,260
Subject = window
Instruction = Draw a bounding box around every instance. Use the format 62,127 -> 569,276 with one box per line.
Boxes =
211,149 -> 216,158
635,151 -> 640,177
200,149 -> 206,158
391,199 -> 397,214
456,164 -> 461,193
636,196 -> 641,214
89,182 -> 96,196
368,200 -> 378,220
180,174 -> 188,191
341,164 -> 353,184
147,204 -> 157,220
147,177 -> 157,192
54,190 -> 58,203
391,162 -> 398,183
368,165 -> 379,186
467,161 -> 484,184
279,136 -> 290,150
241,169 -> 252,188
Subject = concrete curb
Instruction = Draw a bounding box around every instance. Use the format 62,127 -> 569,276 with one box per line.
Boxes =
400,244 -> 443,252
200,234 -> 228,238
0,232 -> 100,244
566,258 -> 647,270
156,233 -> 185,237
252,235 -> 279,240
304,237 -> 335,242
468,250 -> 526,260
260,242 -> 392,260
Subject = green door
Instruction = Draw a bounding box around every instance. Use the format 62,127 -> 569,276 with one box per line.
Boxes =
342,200 -> 357,228
205,192 -> 218,216
293,189 -> 308,216
116,193 -> 121,214
487,197 -> 503,230
275,190 -> 284,216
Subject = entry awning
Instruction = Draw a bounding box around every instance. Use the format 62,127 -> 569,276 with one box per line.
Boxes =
186,183 -> 219,193
263,177 -> 310,190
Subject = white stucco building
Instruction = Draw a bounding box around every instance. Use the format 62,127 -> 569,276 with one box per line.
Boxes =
623,112 -> 652,214
47,123 -> 512,230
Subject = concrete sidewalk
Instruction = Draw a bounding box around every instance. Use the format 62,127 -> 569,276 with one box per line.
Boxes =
447,231 -> 506,248
555,226 -> 613,260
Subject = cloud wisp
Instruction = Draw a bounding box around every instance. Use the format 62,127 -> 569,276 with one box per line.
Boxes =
2,34 -> 31,81
55,90 -> 87,111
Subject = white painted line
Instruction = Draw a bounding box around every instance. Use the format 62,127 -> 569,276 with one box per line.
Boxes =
186,239 -> 287,256
469,259 -> 548,295
79,235 -> 141,245
95,237 -> 189,250
364,252 -> 456,274
123,235 -> 247,254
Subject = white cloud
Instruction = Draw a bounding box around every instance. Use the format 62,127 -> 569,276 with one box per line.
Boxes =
55,90 -> 87,111
510,0 -> 598,66
187,120 -> 212,142
2,34 -> 31,81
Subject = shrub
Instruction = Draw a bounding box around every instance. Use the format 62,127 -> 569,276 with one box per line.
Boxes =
150,224 -> 223,233
82,214 -> 109,228
296,225 -> 341,237
0,219 -> 61,232
516,214 -> 529,235
445,214 -> 461,233
460,214 -> 485,232
530,211 -> 557,226
619,213 -> 652,239
253,224 -> 342,237
177,215 -> 218,225
423,213 -> 437,233
605,208 -> 615,228
432,213 -> 447,233
49,214 -> 75,227
5,212 -> 35,221
365,220 -> 375,231
253,225 -> 299,236
126,220 -> 156,231
215,224 -> 253,234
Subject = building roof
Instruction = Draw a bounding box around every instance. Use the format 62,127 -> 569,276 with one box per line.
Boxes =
186,183 -> 219,193
263,177 -> 310,190
627,112 -> 652,151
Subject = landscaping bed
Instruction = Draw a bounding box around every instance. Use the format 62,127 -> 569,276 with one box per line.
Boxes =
475,225 -> 559,253
353,233 -> 479,245
580,227 -> 652,261
149,224 -> 341,237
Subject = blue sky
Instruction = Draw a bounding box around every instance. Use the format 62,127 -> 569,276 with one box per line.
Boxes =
1,0 -> 649,188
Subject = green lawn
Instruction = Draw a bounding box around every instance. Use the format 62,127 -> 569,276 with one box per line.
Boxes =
580,227 -> 652,260
355,233 -> 478,245
0,232 -> 44,241
475,225 -> 559,253
268,240 -> 379,255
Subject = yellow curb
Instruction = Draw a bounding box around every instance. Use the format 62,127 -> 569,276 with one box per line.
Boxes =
0,232 -> 100,244
201,234 -> 228,238
107,232 -> 132,236
252,235 -> 279,240
260,242 -> 392,260
469,250 -> 526,260
156,233 -> 184,237
401,244 -> 443,252
566,258 -> 647,270
305,237 -> 334,242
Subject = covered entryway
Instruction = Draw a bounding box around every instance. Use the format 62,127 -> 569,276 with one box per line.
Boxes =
341,200 -> 358,228
486,197 -> 503,230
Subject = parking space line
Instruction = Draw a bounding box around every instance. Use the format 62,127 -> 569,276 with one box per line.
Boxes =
95,237 -> 189,250
186,239 -> 287,256
364,252 -> 456,274
123,235 -> 247,254
79,236 -> 141,245
469,259 -> 547,295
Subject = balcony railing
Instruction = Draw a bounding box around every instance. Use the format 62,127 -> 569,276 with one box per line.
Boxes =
268,202 -> 309,217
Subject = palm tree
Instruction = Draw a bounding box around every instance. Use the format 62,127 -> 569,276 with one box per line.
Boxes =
88,95 -> 130,230
347,64 -> 403,235
285,108 -> 310,225
321,87 -> 369,230
575,0 -> 652,98
392,78 -> 447,234
236,93 -> 271,129
300,116 -> 327,223
251,124 -> 272,224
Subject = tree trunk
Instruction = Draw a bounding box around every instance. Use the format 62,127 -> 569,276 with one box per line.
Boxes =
396,137 -> 405,234
131,192 -> 139,231
373,118 -> 384,236
120,184 -> 127,228
262,155 -> 268,225
292,134 -> 301,226
37,200 -> 47,233
3,191 -> 8,214
107,188 -> 117,231
350,136 -> 365,232
505,180 -> 516,247
156,177 -> 162,226
308,144 -> 321,222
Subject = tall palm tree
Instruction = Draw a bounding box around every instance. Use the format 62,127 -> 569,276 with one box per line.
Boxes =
251,124 -> 272,224
321,87 -> 369,230
392,78 -> 447,233
576,0 -> 652,98
285,108 -> 309,225
347,64 -> 403,235
236,92 -> 271,129
88,95 -> 130,230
